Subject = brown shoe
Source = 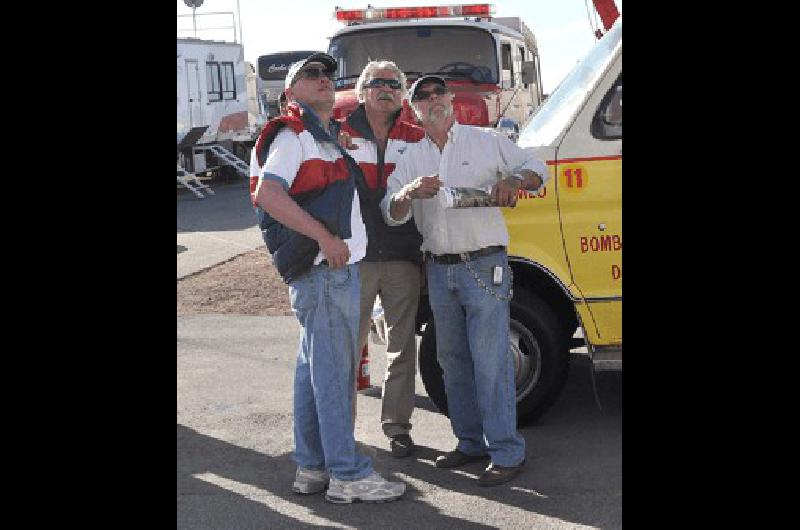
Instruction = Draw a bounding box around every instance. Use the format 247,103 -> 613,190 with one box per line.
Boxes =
434,449 -> 489,469
477,460 -> 525,487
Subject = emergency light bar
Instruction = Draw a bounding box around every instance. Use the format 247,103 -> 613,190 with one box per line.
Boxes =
335,4 -> 494,23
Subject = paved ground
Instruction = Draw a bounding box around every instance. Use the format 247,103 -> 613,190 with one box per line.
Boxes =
177,180 -> 622,529
177,180 -> 263,279
177,315 -> 621,529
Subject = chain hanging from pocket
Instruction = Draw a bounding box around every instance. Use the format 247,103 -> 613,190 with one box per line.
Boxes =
462,257 -> 514,302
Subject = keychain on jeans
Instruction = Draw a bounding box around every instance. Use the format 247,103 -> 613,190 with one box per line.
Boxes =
463,257 -> 514,302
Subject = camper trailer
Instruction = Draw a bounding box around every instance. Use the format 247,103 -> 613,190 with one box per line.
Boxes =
177,38 -> 255,196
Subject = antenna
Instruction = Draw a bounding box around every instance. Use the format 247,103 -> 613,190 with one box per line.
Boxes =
183,0 -> 205,38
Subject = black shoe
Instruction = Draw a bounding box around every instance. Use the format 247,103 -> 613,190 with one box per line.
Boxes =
434,449 -> 489,469
477,459 -> 525,487
389,434 -> 415,458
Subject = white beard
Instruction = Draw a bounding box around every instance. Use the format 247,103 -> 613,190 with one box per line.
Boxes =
425,104 -> 452,124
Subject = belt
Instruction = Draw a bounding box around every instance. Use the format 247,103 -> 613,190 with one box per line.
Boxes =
425,245 -> 505,265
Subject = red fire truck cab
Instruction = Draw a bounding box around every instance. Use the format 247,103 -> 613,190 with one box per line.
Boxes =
328,4 -> 545,136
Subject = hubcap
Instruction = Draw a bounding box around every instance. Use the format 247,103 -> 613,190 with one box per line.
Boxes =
510,318 -> 541,401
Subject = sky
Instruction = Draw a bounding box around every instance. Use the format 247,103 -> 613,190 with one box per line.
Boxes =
176,0 -> 621,94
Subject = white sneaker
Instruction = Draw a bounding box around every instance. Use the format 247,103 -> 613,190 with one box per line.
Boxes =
292,467 -> 329,495
325,472 -> 405,504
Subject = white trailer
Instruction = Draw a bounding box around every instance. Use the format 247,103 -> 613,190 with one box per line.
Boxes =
177,38 -> 255,197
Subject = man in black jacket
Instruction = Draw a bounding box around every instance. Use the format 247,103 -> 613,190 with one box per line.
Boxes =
341,60 -> 425,457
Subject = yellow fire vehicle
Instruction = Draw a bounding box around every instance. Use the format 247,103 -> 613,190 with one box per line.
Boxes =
417,18 -> 622,424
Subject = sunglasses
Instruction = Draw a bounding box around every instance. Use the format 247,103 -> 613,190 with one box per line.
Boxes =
412,85 -> 449,101
295,67 -> 335,83
364,77 -> 402,90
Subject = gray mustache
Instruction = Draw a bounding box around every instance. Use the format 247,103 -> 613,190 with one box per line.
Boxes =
377,94 -> 395,100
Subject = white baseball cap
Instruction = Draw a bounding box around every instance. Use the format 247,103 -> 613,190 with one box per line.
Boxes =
284,52 -> 338,90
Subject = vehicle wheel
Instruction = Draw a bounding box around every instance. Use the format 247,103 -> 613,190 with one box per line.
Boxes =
418,287 -> 570,426
510,287 -> 569,424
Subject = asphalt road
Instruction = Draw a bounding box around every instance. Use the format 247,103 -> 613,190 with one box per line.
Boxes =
177,315 -> 621,529
177,180 -> 263,279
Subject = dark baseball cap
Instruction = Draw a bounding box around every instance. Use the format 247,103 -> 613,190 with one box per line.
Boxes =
285,52 -> 338,89
407,75 -> 447,101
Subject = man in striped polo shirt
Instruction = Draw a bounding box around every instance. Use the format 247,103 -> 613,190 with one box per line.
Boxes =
250,53 -> 405,504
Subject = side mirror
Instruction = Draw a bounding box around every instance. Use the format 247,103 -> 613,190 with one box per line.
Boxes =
521,61 -> 536,85
495,118 -> 519,143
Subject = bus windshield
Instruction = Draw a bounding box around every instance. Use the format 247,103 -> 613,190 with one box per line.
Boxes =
518,21 -> 621,148
328,26 -> 498,84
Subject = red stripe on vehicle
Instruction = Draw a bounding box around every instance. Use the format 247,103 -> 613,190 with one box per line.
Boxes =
545,155 -> 622,165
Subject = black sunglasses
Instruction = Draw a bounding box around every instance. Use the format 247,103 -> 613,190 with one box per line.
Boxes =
412,85 -> 449,101
296,67 -> 335,82
364,77 -> 402,89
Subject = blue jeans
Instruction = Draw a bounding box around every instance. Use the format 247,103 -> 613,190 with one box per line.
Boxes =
289,263 -> 373,480
426,250 -> 526,467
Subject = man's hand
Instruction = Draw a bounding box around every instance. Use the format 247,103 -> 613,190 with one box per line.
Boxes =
338,131 -> 358,150
491,177 -> 521,207
402,174 -> 442,201
318,233 -> 350,268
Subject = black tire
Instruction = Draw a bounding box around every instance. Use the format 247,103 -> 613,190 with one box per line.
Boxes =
418,287 -> 570,426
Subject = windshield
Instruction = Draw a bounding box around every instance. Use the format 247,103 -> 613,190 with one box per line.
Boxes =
328,26 -> 498,84
518,21 -> 621,148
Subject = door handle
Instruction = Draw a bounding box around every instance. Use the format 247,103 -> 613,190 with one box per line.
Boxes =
598,223 -> 606,231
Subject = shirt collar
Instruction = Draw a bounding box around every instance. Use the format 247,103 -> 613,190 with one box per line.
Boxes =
424,119 -> 459,146
347,103 -> 403,142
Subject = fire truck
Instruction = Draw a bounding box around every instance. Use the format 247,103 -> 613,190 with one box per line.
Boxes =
328,3 -> 544,136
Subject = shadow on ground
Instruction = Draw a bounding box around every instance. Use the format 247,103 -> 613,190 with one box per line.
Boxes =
177,356 -> 620,529
177,424 -> 494,529
358,385 -> 442,415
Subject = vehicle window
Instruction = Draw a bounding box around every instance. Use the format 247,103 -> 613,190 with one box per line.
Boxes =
592,75 -> 621,139
206,61 -> 236,102
329,26 -> 498,84
222,63 -> 236,100
206,62 -> 221,102
518,22 -> 621,148
501,42 -> 514,87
